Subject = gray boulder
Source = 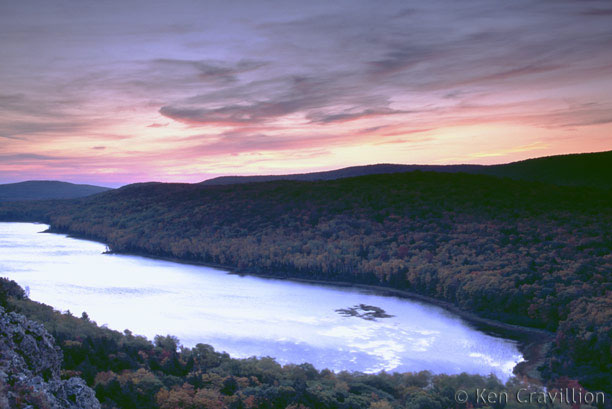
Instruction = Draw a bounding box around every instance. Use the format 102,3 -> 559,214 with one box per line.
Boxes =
0,306 -> 101,409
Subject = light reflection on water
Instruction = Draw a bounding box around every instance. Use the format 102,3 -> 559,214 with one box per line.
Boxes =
0,222 -> 523,380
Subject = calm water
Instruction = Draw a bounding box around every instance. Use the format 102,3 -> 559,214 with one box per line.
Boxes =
0,222 -> 522,380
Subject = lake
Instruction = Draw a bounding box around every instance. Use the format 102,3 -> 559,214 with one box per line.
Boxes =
0,222 -> 523,380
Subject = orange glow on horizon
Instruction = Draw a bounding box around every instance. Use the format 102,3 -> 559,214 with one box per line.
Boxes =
1,1 -> 611,186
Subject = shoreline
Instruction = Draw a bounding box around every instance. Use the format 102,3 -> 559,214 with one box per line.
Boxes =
38,223 -> 552,382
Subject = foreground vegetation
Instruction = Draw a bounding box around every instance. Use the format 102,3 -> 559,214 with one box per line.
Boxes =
0,171 -> 611,395
1,278 -> 593,409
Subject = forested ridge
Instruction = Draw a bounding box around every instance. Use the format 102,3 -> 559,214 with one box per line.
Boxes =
0,171 -> 611,394
201,150 -> 612,189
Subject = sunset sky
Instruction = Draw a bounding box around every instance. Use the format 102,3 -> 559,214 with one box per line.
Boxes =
1,0 -> 611,187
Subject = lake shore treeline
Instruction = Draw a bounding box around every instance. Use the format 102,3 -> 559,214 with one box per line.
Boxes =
0,171 -> 610,395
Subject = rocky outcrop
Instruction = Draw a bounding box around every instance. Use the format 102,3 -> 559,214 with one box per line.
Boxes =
0,306 -> 100,409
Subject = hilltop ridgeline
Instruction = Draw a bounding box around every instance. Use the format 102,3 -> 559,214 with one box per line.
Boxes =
201,150 -> 612,190
0,181 -> 111,202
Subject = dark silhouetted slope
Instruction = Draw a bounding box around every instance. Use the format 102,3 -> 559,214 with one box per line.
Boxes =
201,150 -> 612,189
479,150 -> 612,189
200,163 -> 484,185
0,180 -> 111,201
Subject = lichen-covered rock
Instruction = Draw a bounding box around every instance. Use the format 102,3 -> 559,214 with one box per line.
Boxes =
0,306 -> 100,409
0,306 -> 61,380
45,377 -> 101,409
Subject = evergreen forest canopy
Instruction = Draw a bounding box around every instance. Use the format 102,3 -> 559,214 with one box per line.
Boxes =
0,158 -> 611,396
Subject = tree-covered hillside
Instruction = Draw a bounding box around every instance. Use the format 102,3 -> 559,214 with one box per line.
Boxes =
480,150 -> 612,189
0,171 -> 611,393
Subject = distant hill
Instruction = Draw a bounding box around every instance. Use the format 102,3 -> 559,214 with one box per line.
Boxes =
201,150 -> 612,189
0,180 -> 111,202
200,164 -> 485,185
479,150 -> 612,189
